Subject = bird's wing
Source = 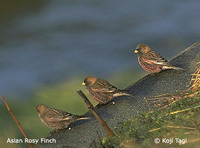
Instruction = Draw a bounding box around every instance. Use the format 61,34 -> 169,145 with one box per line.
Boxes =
45,116 -> 62,122
142,50 -> 169,65
62,112 -> 74,120
92,83 -> 118,93
45,110 -> 73,122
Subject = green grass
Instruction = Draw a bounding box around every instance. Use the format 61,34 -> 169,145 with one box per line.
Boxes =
0,70 -> 143,148
101,93 -> 200,148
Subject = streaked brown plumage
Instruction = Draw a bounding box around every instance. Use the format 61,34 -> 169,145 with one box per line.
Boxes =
82,76 -> 131,104
134,43 -> 184,73
36,104 -> 89,130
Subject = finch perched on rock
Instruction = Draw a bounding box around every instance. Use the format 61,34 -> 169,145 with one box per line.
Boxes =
36,104 -> 89,130
134,43 -> 184,73
82,76 -> 131,104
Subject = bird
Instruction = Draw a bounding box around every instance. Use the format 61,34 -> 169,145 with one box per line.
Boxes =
82,76 -> 131,104
36,104 -> 89,130
134,43 -> 184,73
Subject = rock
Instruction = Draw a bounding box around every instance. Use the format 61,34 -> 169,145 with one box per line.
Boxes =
36,41 -> 200,148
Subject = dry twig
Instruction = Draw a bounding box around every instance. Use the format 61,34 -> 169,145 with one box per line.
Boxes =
149,125 -> 196,133
76,90 -> 115,137
148,62 -> 200,108
0,96 -> 34,148
144,97 -> 151,111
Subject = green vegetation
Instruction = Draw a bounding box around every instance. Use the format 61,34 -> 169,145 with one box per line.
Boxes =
101,66 -> 200,148
102,94 -> 200,148
0,70 -> 144,148
0,77 -> 90,148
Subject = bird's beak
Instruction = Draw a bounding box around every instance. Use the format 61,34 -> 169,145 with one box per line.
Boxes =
81,82 -> 86,86
134,49 -> 138,53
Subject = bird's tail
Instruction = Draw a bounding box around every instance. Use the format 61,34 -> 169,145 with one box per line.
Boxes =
113,89 -> 132,97
163,65 -> 185,71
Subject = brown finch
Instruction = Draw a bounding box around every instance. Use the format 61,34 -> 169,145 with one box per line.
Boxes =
36,104 -> 89,130
134,43 -> 184,73
82,76 -> 131,104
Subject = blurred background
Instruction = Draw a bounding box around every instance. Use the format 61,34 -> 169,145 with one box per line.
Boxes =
0,0 -> 200,147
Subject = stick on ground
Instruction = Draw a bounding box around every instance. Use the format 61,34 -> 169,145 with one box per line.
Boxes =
76,90 -> 115,137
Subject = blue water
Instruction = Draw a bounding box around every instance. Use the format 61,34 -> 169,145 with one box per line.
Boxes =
0,0 -> 200,99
